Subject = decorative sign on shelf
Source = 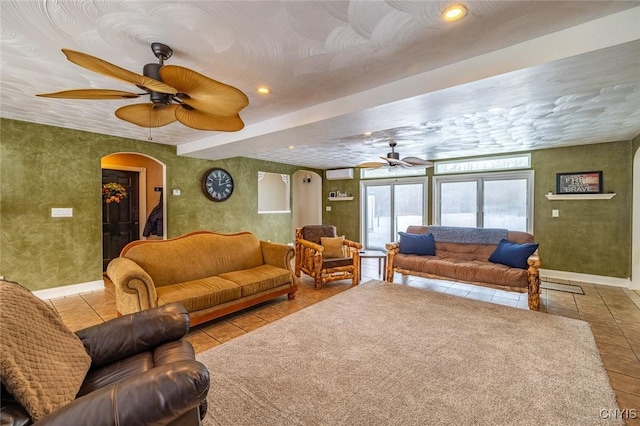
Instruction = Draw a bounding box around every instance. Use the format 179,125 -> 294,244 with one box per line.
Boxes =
556,171 -> 602,194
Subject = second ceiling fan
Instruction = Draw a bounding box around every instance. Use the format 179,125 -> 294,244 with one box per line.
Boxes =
37,42 -> 248,132
357,141 -> 433,169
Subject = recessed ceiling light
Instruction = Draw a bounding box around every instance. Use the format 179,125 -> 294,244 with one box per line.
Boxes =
363,131 -> 372,136
257,87 -> 271,94
288,145 -> 294,149
442,4 -> 467,22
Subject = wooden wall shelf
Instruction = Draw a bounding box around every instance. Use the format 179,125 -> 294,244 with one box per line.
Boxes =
545,193 -> 616,200
328,196 -> 354,201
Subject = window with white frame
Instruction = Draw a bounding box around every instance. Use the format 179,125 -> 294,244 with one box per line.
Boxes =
361,167 -> 427,179
435,154 -> 530,175
433,170 -> 534,233
361,177 -> 428,249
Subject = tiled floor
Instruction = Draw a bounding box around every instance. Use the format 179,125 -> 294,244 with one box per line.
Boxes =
48,260 -> 640,424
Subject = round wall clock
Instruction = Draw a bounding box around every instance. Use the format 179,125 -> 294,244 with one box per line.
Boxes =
202,168 -> 234,202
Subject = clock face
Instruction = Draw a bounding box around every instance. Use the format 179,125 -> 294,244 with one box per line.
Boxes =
202,168 -> 234,202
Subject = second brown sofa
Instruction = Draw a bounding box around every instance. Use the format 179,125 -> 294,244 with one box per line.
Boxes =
107,230 -> 298,325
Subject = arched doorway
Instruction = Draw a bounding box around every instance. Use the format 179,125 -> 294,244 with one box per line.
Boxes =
292,170 -> 322,240
101,153 -> 166,270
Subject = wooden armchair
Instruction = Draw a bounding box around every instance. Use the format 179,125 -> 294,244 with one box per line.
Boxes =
294,225 -> 362,289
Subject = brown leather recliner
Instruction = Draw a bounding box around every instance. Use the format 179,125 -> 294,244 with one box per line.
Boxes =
0,302 -> 210,426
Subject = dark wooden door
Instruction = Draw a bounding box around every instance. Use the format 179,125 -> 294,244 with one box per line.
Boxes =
102,169 -> 139,270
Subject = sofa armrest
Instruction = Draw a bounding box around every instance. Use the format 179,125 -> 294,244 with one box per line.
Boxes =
75,303 -> 190,368
385,242 -> 399,251
260,241 -> 296,271
34,361 -> 209,426
106,257 -> 158,315
385,242 -> 400,283
527,251 -> 541,269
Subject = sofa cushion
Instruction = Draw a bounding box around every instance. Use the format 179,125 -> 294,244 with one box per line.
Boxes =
219,265 -> 292,297
0,281 -> 92,421
399,232 -> 435,256
321,236 -> 345,258
156,276 -> 241,312
394,255 -> 528,288
122,232 -> 265,287
489,239 -> 539,269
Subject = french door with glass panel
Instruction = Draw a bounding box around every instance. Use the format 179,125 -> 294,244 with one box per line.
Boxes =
361,178 -> 427,250
434,171 -> 533,232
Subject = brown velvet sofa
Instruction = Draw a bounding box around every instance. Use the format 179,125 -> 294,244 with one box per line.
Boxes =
385,226 -> 541,310
107,230 -> 298,326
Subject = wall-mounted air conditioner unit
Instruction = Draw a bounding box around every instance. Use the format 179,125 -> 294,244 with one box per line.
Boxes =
326,168 -> 354,180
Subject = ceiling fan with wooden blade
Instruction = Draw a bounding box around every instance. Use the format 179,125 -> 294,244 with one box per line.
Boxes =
357,141 -> 433,169
37,42 -> 248,132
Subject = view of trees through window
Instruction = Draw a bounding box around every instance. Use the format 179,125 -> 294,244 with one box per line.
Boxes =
364,180 -> 426,250
436,171 -> 532,232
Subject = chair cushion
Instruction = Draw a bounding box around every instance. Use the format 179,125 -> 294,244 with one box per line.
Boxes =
322,257 -> 355,269
321,236 -> 345,258
0,281 -> 92,421
302,225 -> 336,244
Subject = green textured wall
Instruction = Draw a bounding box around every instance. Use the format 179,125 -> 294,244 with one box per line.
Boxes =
533,141 -> 632,278
323,173 -> 361,241
0,119 -> 307,290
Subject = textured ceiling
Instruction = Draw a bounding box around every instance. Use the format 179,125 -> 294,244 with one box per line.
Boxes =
1,1 -> 639,169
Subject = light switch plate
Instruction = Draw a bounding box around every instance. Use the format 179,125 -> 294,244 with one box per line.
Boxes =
326,206 -> 332,211
51,208 -> 73,217
552,209 -> 559,217
172,189 -> 181,196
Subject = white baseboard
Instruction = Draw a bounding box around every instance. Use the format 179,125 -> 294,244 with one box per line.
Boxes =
539,269 -> 630,289
33,280 -> 105,300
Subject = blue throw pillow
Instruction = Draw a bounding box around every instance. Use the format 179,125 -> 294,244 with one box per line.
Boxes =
489,239 -> 539,269
398,232 -> 435,256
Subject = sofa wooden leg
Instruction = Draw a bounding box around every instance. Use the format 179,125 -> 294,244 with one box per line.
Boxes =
528,278 -> 540,311
287,291 -> 296,300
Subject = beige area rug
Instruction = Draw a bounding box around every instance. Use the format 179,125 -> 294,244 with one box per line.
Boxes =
197,281 -> 620,426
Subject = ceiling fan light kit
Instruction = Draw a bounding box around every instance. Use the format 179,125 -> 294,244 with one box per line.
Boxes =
37,42 -> 248,132
357,141 -> 433,169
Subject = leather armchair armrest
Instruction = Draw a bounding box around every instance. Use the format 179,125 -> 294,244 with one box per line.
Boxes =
260,240 -> 295,271
34,361 -> 209,426
106,257 -> 158,314
76,303 -> 190,368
